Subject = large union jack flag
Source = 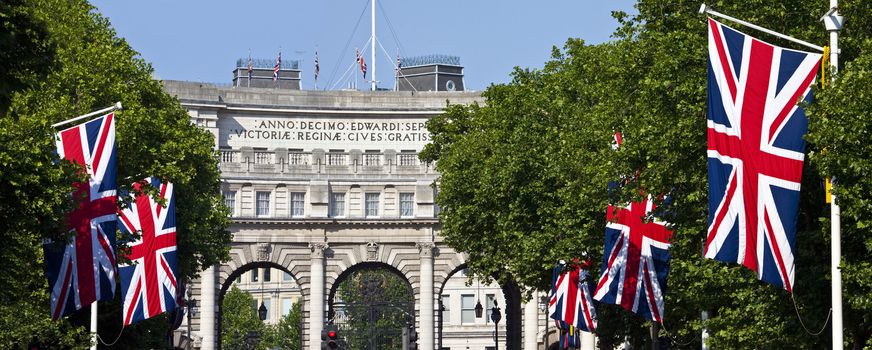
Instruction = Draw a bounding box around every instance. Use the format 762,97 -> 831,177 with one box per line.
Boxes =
704,18 -> 821,292
594,198 -> 673,323
45,112 -> 117,320
548,261 -> 597,333
118,177 -> 178,325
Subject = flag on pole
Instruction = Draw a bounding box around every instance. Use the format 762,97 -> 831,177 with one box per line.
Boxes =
356,48 -> 367,79
593,197 -> 673,323
314,51 -> 320,82
247,51 -> 253,82
273,51 -> 281,81
548,261 -> 597,333
118,177 -> 178,325
704,18 -> 821,292
593,131 -> 673,323
45,112 -> 118,320
396,53 -> 401,77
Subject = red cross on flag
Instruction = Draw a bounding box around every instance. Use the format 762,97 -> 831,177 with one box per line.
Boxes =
118,177 -> 178,325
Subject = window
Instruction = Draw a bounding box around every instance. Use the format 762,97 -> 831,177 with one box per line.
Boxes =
256,191 -> 270,217
330,193 -> 345,218
365,192 -> 380,217
223,190 -> 236,215
251,299 -> 259,313
250,270 -> 258,283
263,268 -> 271,282
282,298 -> 293,316
461,294 -> 475,324
486,294 -> 495,323
283,271 -> 294,282
290,192 -> 305,217
441,295 -> 451,324
400,193 -> 414,217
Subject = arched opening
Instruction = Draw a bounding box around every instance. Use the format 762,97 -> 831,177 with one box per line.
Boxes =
328,262 -> 414,350
218,261 -> 304,350
437,264 -> 523,350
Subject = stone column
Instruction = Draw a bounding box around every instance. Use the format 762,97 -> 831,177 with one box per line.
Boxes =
199,265 -> 217,350
523,290 -> 539,350
308,243 -> 328,350
417,242 -> 435,350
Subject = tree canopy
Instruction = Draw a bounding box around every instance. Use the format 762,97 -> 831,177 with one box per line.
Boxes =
0,0 -> 231,347
421,0 -> 872,348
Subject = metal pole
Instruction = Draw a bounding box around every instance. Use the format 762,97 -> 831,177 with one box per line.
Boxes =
52,102 -> 122,129
371,0 -> 377,91
699,4 -> 824,52
90,302 -> 98,350
829,3 -> 843,349
824,1 -> 843,348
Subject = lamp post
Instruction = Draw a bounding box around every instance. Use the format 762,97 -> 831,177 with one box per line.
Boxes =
475,278 -> 484,318
258,267 -> 268,322
491,301 -> 502,350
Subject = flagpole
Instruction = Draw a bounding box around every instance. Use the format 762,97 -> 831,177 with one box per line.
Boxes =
89,302 -> 97,350
699,4 -> 825,52
371,0 -> 377,91
824,0 -> 844,348
51,102 -> 122,129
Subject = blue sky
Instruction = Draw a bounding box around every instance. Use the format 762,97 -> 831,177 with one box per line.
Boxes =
90,0 -> 636,91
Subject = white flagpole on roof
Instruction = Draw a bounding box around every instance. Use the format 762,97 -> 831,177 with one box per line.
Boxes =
51,102 -> 122,129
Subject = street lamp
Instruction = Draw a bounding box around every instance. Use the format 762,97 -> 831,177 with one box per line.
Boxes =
258,301 -> 268,321
475,278 -> 483,318
491,301 -> 502,350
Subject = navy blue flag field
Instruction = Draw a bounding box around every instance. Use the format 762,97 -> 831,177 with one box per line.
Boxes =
118,177 -> 179,325
45,112 -> 118,320
704,18 -> 821,292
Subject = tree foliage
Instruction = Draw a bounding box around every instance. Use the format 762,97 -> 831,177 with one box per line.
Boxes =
222,285 -> 304,350
0,0 -> 230,347
422,0 -> 872,348
335,269 -> 413,350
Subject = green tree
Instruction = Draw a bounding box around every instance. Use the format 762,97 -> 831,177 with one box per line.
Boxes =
222,286 -> 265,350
261,302 -> 303,350
0,0 -> 231,347
422,0 -> 872,348
807,38 -> 872,349
335,269 -> 413,350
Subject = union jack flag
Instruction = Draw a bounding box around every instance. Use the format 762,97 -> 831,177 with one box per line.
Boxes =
44,112 -> 117,320
357,49 -> 367,79
548,261 -> 597,333
274,51 -> 281,81
704,18 -> 821,292
118,177 -> 178,325
594,198 -> 673,323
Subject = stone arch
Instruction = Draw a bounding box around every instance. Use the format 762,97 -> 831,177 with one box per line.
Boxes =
436,263 -> 523,350
214,243 -> 308,350
326,261 -> 415,320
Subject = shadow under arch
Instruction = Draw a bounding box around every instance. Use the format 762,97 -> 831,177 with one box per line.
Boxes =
436,263 -> 523,350
216,261 -> 302,350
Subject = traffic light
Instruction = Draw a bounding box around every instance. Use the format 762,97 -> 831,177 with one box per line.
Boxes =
321,324 -> 340,349
407,324 -> 418,350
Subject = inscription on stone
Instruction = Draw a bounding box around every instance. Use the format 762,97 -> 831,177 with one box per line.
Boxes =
219,115 -> 432,150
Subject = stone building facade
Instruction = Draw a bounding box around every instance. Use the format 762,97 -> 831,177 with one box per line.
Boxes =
163,79 -> 554,350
